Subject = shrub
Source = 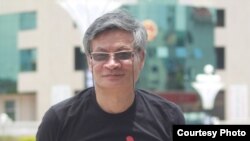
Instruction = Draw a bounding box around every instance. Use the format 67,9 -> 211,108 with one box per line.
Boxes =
0,135 -> 35,141
18,136 -> 35,141
0,136 -> 17,141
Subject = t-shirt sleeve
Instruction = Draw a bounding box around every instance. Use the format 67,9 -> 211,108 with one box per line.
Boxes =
36,107 -> 61,141
175,106 -> 186,125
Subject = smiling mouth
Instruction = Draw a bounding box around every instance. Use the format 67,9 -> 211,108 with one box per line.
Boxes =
104,74 -> 123,77
103,74 -> 124,78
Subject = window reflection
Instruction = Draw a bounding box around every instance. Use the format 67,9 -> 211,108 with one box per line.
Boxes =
20,49 -> 37,72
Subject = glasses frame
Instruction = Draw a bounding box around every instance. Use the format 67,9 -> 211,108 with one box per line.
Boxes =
90,50 -> 135,62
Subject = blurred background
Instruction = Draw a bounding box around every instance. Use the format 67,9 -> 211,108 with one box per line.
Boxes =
0,0 -> 250,140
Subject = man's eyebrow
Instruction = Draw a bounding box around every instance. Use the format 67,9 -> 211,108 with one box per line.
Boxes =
93,46 -> 133,52
94,47 -> 108,52
117,45 -> 133,50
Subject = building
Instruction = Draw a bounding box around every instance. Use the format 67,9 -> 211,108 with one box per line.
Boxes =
179,0 -> 250,124
0,0 -> 85,121
0,0 -> 250,124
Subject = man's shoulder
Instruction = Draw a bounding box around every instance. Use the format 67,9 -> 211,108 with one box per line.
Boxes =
136,89 -> 176,106
50,87 -> 93,115
37,87 -> 94,136
136,89 -> 185,124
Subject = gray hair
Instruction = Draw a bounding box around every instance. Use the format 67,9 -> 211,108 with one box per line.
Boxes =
83,9 -> 148,55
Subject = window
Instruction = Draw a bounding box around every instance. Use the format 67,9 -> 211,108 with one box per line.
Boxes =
215,47 -> 225,69
216,9 -> 225,27
75,47 -> 87,70
73,22 -> 78,29
20,49 -> 37,72
5,100 -> 15,120
19,11 -> 37,30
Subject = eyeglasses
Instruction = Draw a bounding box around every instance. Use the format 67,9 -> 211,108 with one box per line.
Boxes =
90,51 -> 134,62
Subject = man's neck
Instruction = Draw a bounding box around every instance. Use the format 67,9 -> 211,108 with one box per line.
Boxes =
94,86 -> 135,114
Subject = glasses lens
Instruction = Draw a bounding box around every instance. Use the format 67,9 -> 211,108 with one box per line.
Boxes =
91,51 -> 134,62
92,53 -> 109,61
115,51 -> 133,60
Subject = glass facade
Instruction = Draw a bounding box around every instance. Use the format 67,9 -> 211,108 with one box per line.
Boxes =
0,11 -> 37,93
0,14 -> 19,93
121,2 -> 217,92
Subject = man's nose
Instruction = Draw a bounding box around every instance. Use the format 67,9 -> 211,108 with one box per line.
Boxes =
104,55 -> 121,69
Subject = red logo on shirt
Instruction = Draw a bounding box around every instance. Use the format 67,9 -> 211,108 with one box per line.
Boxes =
126,136 -> 134,141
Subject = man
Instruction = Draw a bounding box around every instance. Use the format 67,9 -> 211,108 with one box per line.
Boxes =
36,9 -> 185,141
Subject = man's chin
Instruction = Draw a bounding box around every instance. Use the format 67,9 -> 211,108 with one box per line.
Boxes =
99,82 -> 130,88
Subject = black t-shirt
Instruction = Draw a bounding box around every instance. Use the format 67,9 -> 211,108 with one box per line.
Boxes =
36,87 -> 185,141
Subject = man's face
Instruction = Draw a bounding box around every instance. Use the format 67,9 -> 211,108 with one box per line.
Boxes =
88,29 -> 145,89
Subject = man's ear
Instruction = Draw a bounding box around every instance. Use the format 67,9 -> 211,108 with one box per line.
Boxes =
138,50 -> 146,70
87,55 -> 93,72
